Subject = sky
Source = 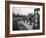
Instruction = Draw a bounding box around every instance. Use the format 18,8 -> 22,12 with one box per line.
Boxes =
12,7 -> 35,15
12,4 -> 41,16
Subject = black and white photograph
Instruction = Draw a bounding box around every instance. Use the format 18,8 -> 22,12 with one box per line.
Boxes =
10,4 -> 43,31
10,4 -> 43,34
13,7 -> 40,31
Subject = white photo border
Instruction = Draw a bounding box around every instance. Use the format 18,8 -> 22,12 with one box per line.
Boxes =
10,4 -> 43,34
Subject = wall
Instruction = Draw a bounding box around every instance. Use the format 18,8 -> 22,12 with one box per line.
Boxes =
0,0 -> 46,38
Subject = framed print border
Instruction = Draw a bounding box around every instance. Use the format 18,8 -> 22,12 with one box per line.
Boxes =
5,1 -> 45,37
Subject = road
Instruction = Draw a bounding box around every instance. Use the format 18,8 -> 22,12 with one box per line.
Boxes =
18,21 -> 33,30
